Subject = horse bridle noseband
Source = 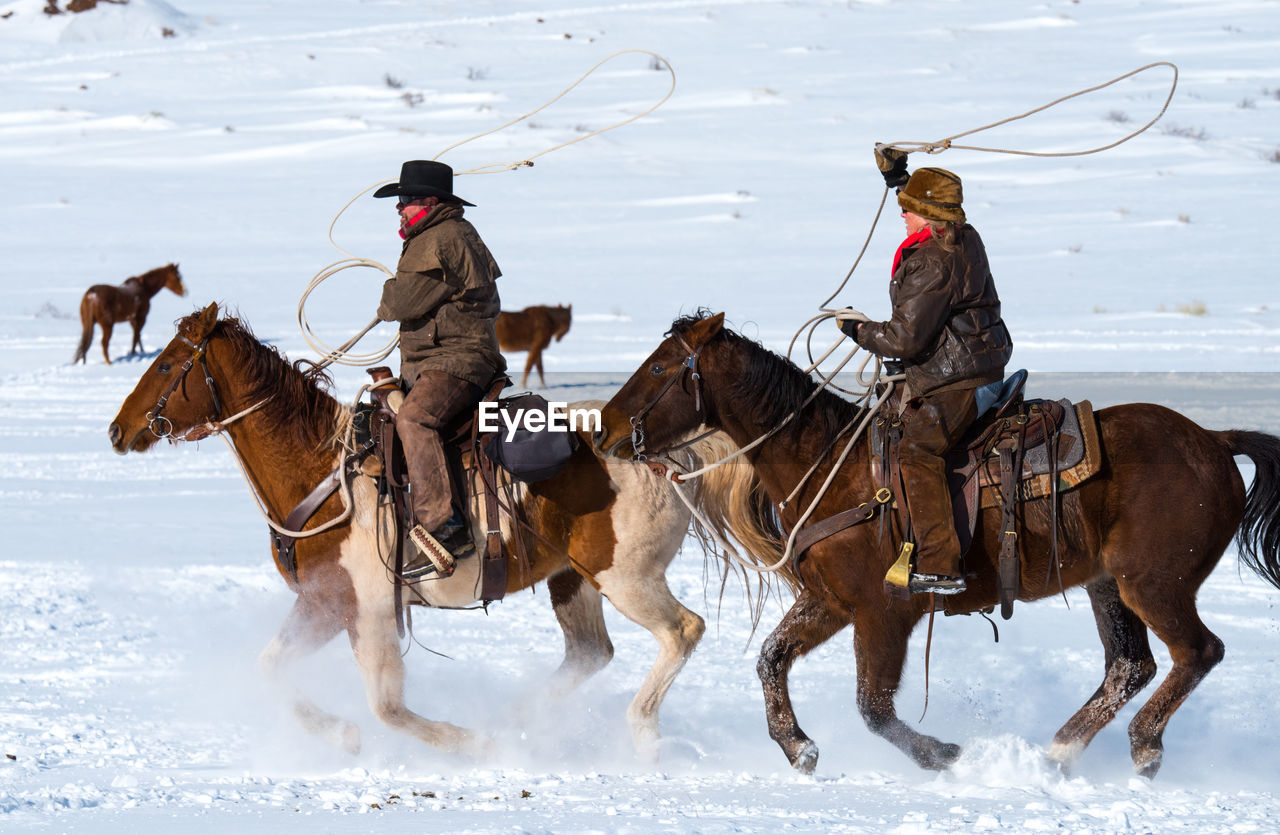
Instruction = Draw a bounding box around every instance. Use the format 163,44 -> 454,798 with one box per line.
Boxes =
628,335 -> 704,461
146,334 -> 225,439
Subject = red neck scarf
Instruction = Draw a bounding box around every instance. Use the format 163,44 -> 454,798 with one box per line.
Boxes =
891,226 -> 934,276
398,205 -> 434,239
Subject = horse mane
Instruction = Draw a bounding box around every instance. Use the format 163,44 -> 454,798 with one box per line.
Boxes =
135,263 -> 177,291
181,312 -> 341,450
667,313 -> 862,448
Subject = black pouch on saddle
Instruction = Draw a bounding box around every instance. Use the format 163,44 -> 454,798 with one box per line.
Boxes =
481,393 -> 579,483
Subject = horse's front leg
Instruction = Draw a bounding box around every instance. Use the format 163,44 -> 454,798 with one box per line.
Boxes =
99,320 -> 115,364
757,590 -> 848,773
259,594 -> 360,754
348,601 -> 488,758
852,605 -> 961,770
130,316 -> 145,355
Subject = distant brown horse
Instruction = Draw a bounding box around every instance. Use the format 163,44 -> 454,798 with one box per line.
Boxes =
73,263 -> 186,364
595,312 -> 1280,778
496,304 -> 572,387
107,303 -> 715,760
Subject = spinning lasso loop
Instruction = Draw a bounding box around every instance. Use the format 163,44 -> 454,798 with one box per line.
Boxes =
789,62 -> 1180,399
298,49 -> 677,372
812,61 -> 1179,321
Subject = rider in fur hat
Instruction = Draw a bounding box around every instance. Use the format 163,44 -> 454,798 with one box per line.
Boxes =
842,152 -> 1013,595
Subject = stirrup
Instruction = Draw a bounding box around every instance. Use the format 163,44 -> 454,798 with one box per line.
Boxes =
407,524 -> 470,578
883,542 -> 915,599
907,573 -> 967,595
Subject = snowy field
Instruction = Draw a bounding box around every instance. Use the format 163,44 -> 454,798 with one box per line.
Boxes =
2,0 -> 1279,831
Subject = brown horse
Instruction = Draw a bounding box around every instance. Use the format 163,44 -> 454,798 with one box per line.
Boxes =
594,312 -> 1280,778
496,304 -> 572,388
73,262 -> 186,364
107,303 -> 711,760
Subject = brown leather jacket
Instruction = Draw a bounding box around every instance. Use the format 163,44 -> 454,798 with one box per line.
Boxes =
855,224 -> 1012,396
377,203 -> 506,389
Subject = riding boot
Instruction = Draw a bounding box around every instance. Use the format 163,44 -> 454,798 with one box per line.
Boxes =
894,386 -> 980,595
397,370 -> 482,575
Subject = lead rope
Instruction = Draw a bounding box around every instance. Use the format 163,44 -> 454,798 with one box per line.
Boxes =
298,49 -> 677,373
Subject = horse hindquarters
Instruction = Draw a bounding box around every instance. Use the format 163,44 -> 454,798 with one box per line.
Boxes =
1090,405 -> 1243,776
1048,576 -> 1157,771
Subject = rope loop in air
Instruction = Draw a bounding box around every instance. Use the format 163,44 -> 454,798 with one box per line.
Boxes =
299,49 -> 677,372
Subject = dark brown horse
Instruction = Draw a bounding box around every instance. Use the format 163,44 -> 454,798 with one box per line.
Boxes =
496,304 -> 572,387
595,312 -> 1280,778
107,303 -> 712,760
73,263 -> 186,364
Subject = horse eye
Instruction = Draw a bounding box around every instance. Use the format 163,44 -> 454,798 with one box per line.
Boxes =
157,362 -> 171,373
649,363 -> 664,376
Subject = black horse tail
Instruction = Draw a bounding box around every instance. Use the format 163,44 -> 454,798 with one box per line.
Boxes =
1224,429 -> 1280,590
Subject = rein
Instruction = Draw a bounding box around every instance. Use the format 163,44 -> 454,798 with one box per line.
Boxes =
629,332 -> 900,575
151,333 -> 357,546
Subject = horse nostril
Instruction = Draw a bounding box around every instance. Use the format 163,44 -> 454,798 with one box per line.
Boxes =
592,427 -> 605,450
108,423 -> 122,448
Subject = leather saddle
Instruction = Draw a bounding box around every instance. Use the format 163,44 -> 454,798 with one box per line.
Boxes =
270,368 -> 513,638
358,368 -> 511,603
870,369 -> 1102,617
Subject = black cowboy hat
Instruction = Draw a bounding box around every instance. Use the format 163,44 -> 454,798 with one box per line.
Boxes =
372,160 -> 475,206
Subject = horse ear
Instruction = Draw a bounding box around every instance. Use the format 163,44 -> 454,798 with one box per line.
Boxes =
188,302 -> 219,340
686,312 -> 725,347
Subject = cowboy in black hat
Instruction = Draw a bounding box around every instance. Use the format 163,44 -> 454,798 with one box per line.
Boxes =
842,152 -> 1013,596
374,160 -> 505,569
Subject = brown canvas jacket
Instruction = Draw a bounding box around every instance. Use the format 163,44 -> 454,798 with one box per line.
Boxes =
855,224 -> 1012,396
377,202 -> 506,389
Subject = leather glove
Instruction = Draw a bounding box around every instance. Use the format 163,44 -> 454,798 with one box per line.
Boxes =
883,359 -> 905,376
836,307 -> 869,339
873,144 -> 910,188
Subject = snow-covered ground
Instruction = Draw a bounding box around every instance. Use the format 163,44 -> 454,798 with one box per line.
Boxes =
2,0 -> 1279,830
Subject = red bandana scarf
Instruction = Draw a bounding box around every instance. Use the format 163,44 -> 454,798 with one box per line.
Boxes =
398,205 -> 434,239
891,226 -> 935,276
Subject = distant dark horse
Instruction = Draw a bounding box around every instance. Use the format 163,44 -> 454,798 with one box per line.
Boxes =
595,311 -> 1280,778
73,263 -> 186,364
496,304 -> 572,387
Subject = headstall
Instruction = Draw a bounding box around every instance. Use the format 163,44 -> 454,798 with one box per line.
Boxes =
628,334 -> 704,461
146,334 -> 225,439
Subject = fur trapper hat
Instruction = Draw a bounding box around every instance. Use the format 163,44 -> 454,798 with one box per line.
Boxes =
897,167 -> 965,224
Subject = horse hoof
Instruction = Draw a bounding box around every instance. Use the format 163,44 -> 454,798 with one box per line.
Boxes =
920,741 -> 962,770
1134,752 -> 1162,779
790,740 -> 819,774
339,722 -> 361,755
1046,740 -> 1084,774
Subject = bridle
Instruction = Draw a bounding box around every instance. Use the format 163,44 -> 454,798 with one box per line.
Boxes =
146,333 -> 225,439
628,334 -> 704,461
